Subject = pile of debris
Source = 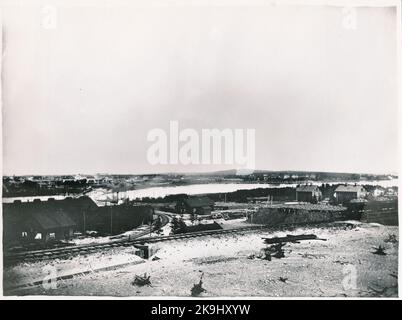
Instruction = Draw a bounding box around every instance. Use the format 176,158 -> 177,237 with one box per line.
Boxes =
256,234 -> 326,261
132,273 -> 152,287
262,234 -> 326,244
261,243 -> 286,261
385,234 -> 398,244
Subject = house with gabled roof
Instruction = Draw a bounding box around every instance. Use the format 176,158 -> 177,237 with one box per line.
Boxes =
335,185 -> 367,203
296,185 -> 322,203
176,196 -> 215,215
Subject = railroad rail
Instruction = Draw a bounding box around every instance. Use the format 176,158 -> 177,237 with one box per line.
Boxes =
4,224 -> 267,265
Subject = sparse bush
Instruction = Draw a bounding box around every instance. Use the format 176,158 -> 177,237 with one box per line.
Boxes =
191,273 -> 206,297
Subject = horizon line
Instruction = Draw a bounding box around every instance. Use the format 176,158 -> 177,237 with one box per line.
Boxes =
2,169 -> 399,177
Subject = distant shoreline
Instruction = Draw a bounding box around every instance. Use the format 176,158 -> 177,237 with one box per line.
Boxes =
3,179 -> 398,203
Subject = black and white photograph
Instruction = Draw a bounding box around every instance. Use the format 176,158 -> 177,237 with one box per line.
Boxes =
0,0 -> 400,300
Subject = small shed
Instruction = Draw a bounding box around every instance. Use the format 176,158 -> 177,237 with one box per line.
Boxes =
296,185 -> 322,203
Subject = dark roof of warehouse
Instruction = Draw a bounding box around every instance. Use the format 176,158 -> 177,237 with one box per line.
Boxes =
3,204 -> 77,230
6,196 -> 98,210
30,210 -> 76,230
3,196 -> 96,230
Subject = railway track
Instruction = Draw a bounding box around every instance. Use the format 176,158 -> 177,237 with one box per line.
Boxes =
4,224 -> 267,265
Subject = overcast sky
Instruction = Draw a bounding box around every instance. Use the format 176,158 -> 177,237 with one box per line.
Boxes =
1,1 -> 399,175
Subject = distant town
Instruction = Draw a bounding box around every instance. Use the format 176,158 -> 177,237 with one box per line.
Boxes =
2,170 -> 397,198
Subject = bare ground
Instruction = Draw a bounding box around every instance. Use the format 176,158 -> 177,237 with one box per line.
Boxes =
4,221 -> 398,297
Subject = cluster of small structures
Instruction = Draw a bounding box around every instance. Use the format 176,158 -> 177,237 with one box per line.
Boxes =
2,174 -> 398,255
1,173 -> 399,297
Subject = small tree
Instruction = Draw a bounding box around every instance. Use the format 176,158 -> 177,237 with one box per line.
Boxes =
312,195 -> 318,204
177,217 -> 187,234
190,213 -> 197,225
171,216 -> 180,233
191,273 -> 206,297
153,217 -> 163,235
171,216 -> 188,234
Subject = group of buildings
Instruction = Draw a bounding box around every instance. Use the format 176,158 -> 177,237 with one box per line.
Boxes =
295,184 -> 370,203
295,184 -> 398,203
259,184 -> 398,226
3,174 -> 115,188
173,184 -> 374,216
3,196 -> 154,248
2,182 -> 398,248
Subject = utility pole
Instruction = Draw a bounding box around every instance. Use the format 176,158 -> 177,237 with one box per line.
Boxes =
83,210 -> 86,234
149,210 -> 154,237
110,205 -> 113,235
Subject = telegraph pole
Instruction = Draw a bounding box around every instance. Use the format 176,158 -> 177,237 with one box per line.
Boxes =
83,210 -> 86,234
149,210 -> 154,237
110,205 -> 113,235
